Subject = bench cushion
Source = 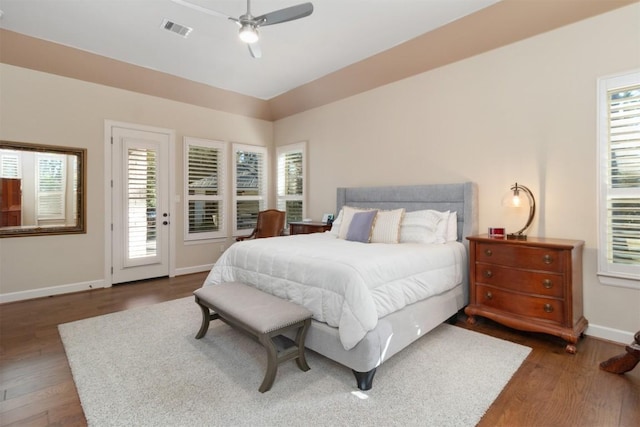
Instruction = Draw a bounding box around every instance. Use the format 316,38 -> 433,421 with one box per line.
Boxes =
195,283 -> 312,334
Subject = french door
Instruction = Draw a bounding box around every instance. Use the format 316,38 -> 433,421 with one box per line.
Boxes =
110,125 -> 171,284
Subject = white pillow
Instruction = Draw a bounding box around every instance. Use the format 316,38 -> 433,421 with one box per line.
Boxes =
399,210 -> 449,244
446,211 -> 458,242
329,209 -> 343,236
371,208 -> 405,244
433,210 -> 450,242
338,206 -> 373,239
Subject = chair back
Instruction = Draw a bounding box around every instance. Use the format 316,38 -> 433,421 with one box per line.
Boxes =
254,209 -> 286,238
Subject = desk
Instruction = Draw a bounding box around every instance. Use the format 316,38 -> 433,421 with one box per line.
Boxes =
289,221 -> 332,235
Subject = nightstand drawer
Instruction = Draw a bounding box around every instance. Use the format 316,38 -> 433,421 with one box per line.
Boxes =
476,242 -> 565,272
475,263 -> 564,298
475,285 -> 565,324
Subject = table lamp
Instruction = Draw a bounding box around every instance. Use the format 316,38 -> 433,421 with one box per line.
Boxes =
503,182 -> 535,240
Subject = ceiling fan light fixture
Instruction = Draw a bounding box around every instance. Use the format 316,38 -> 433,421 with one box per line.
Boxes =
239,24 -> 258,44
174,0 -> 314,57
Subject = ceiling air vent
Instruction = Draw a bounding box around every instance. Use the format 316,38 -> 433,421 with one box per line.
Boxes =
161,18 -> 192,38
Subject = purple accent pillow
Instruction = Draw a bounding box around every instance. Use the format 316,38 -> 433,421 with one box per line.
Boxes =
346,210 -> 378,243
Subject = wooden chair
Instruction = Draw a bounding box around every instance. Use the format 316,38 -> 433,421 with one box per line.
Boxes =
236,209 -> 286,241
600,330 -> 640,374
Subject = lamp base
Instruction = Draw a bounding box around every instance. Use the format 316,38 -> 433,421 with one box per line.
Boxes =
507,233 -> 527,240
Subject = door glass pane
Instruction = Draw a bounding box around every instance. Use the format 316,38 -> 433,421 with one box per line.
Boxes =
37,155 -> 66,220
127,148 -> 157,259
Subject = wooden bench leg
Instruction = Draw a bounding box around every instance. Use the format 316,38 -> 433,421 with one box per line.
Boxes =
295,319 -> 311,372
258,334 -> 279,393
257,319 -> 311,393
194,298 -> 220,339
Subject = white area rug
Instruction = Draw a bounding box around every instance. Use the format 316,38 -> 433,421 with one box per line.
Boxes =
59,297 -> 531,426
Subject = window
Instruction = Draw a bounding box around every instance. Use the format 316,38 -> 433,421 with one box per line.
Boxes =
597,70 -> 640,288
36,153 -> 66,220
184,137 -> 226,240
277,142 -> 306,224
233,144 -> 267,236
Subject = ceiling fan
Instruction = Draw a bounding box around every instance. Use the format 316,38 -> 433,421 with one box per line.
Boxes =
172,0 -> 314,59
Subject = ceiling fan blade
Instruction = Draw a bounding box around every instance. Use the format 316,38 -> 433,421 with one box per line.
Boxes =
171,0 -> 233,20
248,42 -> 262,59
255,2 -> 313,27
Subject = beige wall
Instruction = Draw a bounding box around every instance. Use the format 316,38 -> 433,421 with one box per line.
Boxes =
274,4 -> 640,340
0,64 -> 272,297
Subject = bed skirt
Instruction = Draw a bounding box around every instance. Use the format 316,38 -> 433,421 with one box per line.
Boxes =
285,283 -> 465,374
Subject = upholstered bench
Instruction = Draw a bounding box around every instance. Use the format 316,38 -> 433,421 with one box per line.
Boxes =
193,283 -> 313,393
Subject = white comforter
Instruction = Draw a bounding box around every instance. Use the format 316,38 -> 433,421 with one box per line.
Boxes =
203,233 -> 465,350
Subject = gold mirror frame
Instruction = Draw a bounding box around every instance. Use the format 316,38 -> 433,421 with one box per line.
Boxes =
0,140 -> 86,238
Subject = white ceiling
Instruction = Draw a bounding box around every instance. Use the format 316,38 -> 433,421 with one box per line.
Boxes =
0,0 -> 500,100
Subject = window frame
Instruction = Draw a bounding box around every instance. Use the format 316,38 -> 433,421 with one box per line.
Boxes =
277,141 -> 307,224
232,143 -> 268,237
183,137 -> 227,241
596,70 -> 640,289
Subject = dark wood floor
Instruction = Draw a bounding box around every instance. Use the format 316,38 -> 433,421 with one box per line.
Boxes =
1,272 -> 638,427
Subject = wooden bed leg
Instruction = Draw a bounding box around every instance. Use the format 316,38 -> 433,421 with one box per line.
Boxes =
352,368 -> 376,391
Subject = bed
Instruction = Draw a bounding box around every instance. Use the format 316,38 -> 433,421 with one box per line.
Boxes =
202,182 -> 478,390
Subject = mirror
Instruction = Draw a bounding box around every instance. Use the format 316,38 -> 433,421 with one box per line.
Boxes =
0,140 -> 86,237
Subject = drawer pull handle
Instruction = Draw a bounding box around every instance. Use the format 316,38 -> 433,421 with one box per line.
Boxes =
542,279 -> 553,289
484,270 -> 493,278
485,291 -> 493,300
543,304 -> 554,313
543,254 -> 553,264
484,249 -> 493,256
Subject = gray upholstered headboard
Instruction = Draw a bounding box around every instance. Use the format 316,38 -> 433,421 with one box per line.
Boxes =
336,182 -> 478,245
336,182 -> 479,303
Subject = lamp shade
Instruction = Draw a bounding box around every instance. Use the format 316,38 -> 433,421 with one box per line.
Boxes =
502,182 -> 535,239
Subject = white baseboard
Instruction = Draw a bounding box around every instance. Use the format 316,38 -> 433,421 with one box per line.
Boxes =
175,264 -> 214,276
0,279 -> 108,304
586,324 -> 635,345
0,266 -> 213,304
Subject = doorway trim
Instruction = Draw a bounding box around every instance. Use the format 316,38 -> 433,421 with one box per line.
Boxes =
103,120 -> 176,286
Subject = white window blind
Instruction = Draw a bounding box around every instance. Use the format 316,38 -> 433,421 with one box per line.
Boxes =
36,154 -> 66,220
597,70 -> 640,288
233,144 -> 267,235
184,137 -> 226,240
277,142 -> 306,224
0,150 -> 20,178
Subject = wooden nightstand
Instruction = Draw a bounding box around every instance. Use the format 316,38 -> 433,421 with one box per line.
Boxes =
289,221 -> 332,235
464,235 -> 588,353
